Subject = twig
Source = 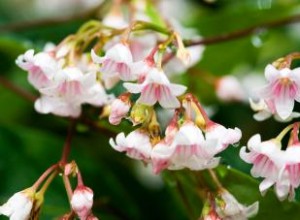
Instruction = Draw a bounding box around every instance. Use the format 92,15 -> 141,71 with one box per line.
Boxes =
185,14 -> 300,46
0,75 -> 37,102
60,119 -> 77,164
0,2 -> 108,33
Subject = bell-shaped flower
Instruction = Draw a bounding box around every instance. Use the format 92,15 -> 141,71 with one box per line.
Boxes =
16,49 -> 59,89
259,64 -> 300,120
109,97 -> 131,125
239,134 -> 286,198
123,67 -> 186,108
109,129 -> 152,162
71,186 -> 94,220
205,123 -> 242,153
0,188 -> 35,220
92,43 -> 136,89
276,144 -> 300,200
215,190 -> 259,220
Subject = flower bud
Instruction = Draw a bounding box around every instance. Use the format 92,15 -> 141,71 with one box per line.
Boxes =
109,96 -> 131,125
71,186 -> 94,220
130,103 -> 152,125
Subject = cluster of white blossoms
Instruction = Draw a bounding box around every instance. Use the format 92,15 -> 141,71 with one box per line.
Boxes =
110,118 -> 241,174
16,48 -> 111,117
240,123 -> 300,201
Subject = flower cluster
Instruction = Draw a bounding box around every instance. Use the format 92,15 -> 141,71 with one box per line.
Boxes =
16,47 -> 111,118
240,123 -> 300,201
109,94 -> 241,174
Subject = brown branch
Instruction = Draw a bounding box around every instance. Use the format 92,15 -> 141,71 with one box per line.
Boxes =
185,14 -> 300,46
60,119 -> 77,164
0,1 -> 109,33
0,75 -> 37,102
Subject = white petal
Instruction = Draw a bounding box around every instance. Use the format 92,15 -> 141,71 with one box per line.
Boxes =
158,86 -> 180,109
265,64 -> 279,82
123,82 -> 143,93
259,178 -> 274,195
274,86 -> 294,120
91,49 -> 104,64
169,83 -> 187,96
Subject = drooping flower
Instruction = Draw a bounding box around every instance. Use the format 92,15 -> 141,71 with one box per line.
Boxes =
215,190 -> 259,220
109,95 -> 131,125
16,49 -> 59,90
205,123 -> 242,152
71,186 -> 94,220
249,98 -> 300,122
92,43 -> 136,89
0,188 -> 35,220
259,64 -> 300,120
109,129 -> 152,162
123,67 -> 187,108
239,134 -> 287,199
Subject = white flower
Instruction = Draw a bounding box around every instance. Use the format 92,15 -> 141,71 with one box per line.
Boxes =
71,186 -> 94,220
16,49 -> 59,90
0,188 -> 34,220
239,134 -> 288,200
205,123 -> 242,152
216,190 -> 259,220
109,129 -> 152,162
124,67 -> 186,108
92,43 -> 136,89
259,64 -> 300,120
216,76 -> 245,102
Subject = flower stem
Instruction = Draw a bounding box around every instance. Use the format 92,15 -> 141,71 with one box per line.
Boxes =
38,171 -> 59,196
32,164 -> 59,190
60,119 -> 77,165
208,169 -> 224,190
275,124 -> 294,142
63,174 -> 74,202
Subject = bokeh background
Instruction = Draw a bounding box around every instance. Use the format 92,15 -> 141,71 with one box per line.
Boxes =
1,0 -> 300,219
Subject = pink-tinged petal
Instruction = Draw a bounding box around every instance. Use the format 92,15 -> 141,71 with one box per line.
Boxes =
247,134 -> 261,151
105,43 -> 133,64
123,82 -> 143,93
117,63 -> 136,81
158,85 -> 180,109
264,64 -> 279,82
259,179 -> 274,195
275,170 -> 290,201
91,49 -> 105,64
28,68 -> 50,89
169,83 -> 187,96
138,84 -> 157,106
181,155 -> 220,170
151,142 -> 175,174
274,85 -> 294,120
103,75 -> 120,90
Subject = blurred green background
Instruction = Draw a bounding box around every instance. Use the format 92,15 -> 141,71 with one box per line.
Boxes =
1,0 -> 300,219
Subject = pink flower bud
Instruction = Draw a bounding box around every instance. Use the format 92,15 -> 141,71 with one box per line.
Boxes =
71,186 -> 94,220
109,98 -> 131,125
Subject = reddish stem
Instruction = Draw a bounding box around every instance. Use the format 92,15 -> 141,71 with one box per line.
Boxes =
0,76 -> 37,102
60,119 -> 76,165
32,164 -> 59,190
